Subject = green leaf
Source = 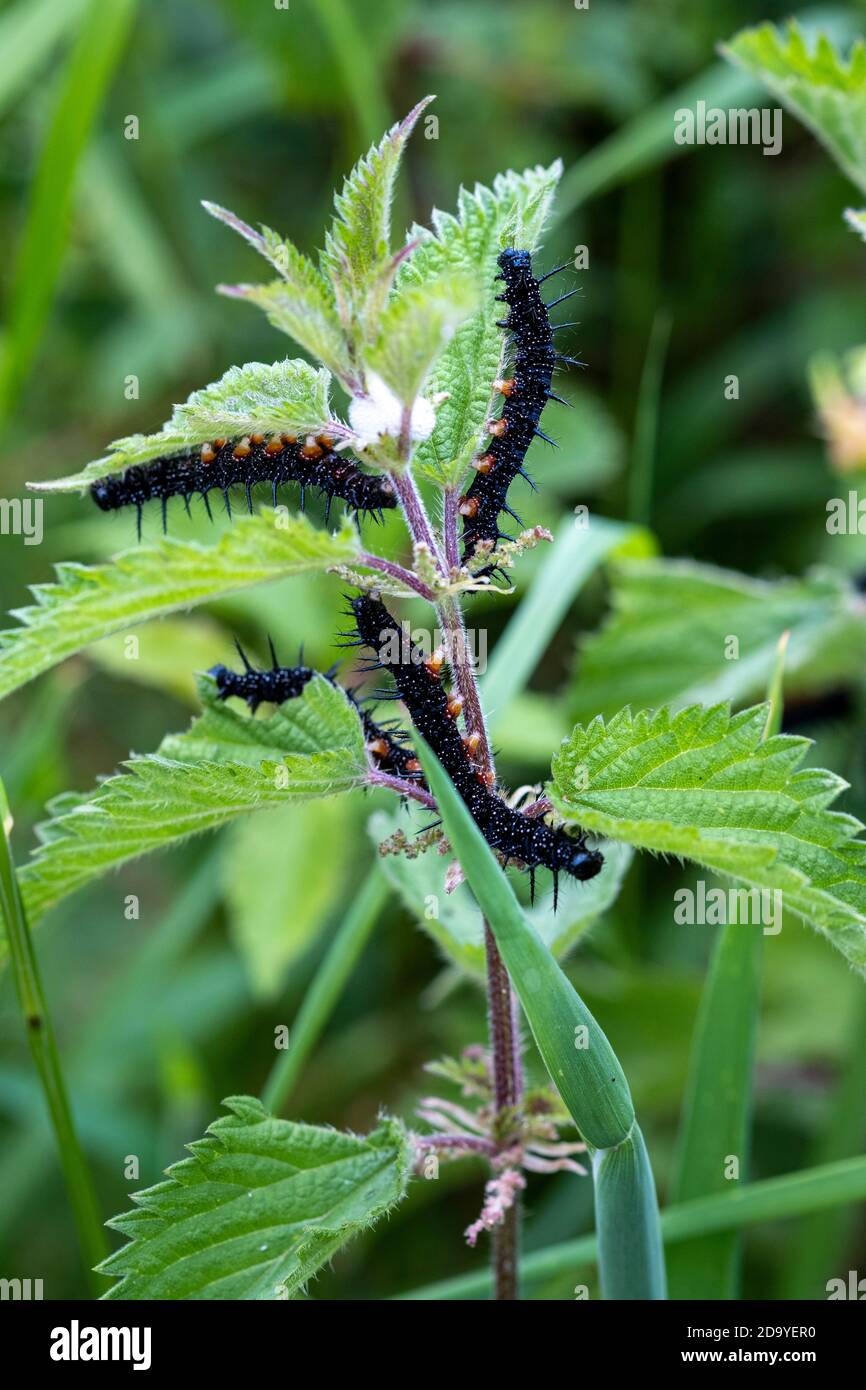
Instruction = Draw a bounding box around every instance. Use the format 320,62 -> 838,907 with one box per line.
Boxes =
6,675 -> 366,944
364,270 -> 480,407
551,704 -> 866,974
721,21 -> 866,195
415,740 -> 635,1150
592,1125 -> 667,1300
33,360 -> 334,492
369,804 -> 632,978
223,799 -> 355,999
404,162 -> 562,486
571,559 -> 866,722
163,672 -> 366,768
97,1098 -> 411,1299
204,203 -> 356,388
0,511 -> 359,701
321,97 -> 434,345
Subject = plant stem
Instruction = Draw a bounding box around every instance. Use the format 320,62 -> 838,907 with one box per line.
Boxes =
389,468 -> 445,571
262,863 -> 390,1113
485,921 -> 522,1300
395,465 -> 523,1297
357,551 -> 436,601
366,767 -> 438,809
0,777 -> 107,1292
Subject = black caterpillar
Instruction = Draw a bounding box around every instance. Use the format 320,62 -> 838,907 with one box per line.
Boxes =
460,248 -> 577,575
209,639 -> 423,785
91,432 -> 397,538
347,593 -> 603,904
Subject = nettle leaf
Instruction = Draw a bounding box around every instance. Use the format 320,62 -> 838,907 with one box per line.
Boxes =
364,269 -> 480,407
3,676 -> 366,945
165,672 -> 366,766
369,804 -> 632,977
321,96 -> 434,345
204,205 -> 356,388
722,21 -> 866,196
551,704 -> 866,975
571,559 -> 866,722
403,161 -> 562,487
34,360 -> 335,492
0,512 -> 359,701
98,1098 -> 411,1300
223,798 -> 355,1000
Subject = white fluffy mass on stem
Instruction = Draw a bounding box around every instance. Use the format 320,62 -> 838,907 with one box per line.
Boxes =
348,372 -> 436,451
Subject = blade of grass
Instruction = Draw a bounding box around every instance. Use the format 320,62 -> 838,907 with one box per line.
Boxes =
0,0 -> 137,420
398,1154 -> 866,1299
0,775 -> 107,1291
0,0 -> 84,120
667,632 -> 788,1299
261,863 -> 390,1114
626,308 -> 671,527
479,515 -> 642,730
553,63 -> 761,223
781,998 -> 866,1298
416,738 -> 665,1297
309,0 -> 389,146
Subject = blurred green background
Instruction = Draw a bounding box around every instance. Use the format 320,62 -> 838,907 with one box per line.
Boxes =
1,0 -> 865,1299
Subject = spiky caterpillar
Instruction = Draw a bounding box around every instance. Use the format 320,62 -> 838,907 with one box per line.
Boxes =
209,639 -> 423,784
90,432 -> 397,537
349,593 -> 603,902
460,248 -> 577,574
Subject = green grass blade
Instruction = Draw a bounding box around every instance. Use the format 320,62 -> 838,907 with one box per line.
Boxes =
0,0 -> 84,121
398,1155 -> 866,1299
782,998 -> 866,1297
416,738 -> 668,1298
592,1123 -> 667,1300
626,309 -> 671,527
480,515 -> 643,729
415,738 -> 634,1151
0,775 -> 107,1290
668,633 -> 787,1298
261,864 -> 390,1114
0,0 -> 137,419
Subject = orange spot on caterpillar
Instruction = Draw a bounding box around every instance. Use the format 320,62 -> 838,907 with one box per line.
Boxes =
447,696 -> 464,719
265,435 -> 284,454
488,417 -> 508,438
300,435 -> 323,460
232,437 -> 252,459
482,768 -> 496,787
459,497 -> 479,519
317,433 -> 335,449
367,737 -> 390,758
405,758 -> 422,773
200,444 -> 216,464
493,377 -> 516,396
213,438 -> 227,449
425,647 -> 446,676
282,433 -> 298,445
249,433 -> 265,445
473,454 -> 496,474
464,731 -> 481,756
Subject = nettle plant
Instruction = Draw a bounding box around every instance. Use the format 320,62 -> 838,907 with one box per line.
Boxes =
3,83 -> 866,1301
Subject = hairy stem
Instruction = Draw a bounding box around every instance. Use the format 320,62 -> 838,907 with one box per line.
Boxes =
366,767 -> 438,809
357,551 -> 436,601
486,921 -> 522,1300
389,468 -> 445,572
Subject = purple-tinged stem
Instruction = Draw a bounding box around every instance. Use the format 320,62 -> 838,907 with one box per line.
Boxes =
357,552 -> 436,601
389,467 -> 446,573
365,767 -> 437,810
